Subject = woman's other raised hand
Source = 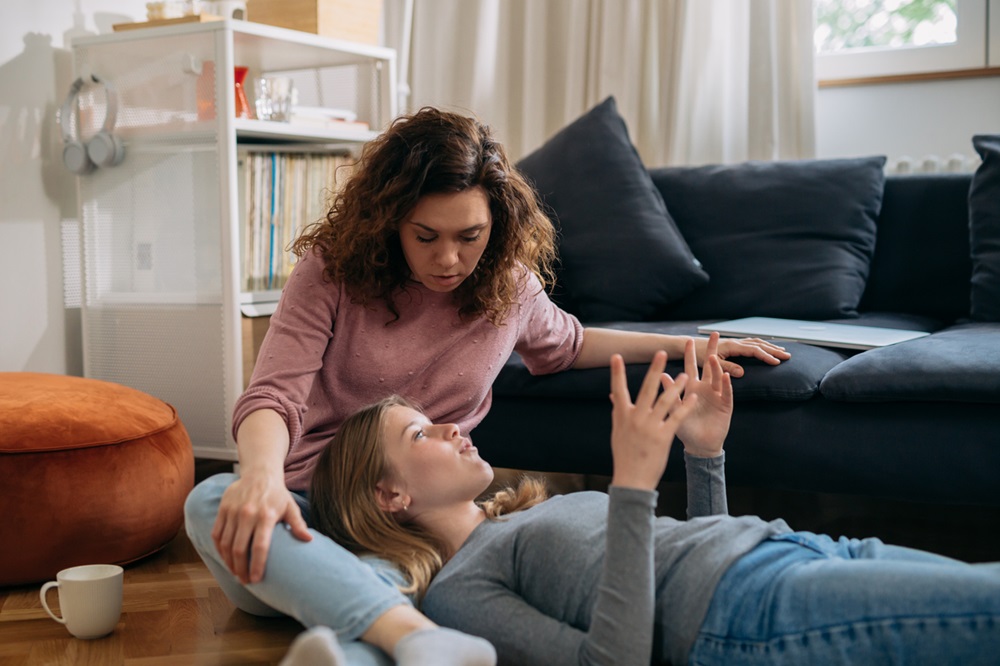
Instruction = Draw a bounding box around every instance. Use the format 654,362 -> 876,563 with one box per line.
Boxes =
674,332 -> 733,458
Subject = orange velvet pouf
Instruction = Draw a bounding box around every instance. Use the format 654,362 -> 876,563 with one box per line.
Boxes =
0,373 -> 194,587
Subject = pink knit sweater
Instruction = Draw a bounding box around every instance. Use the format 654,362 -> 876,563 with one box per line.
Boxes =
234,249 -> 584,491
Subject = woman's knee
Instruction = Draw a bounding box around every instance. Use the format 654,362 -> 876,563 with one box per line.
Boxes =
184,473 -> 238,543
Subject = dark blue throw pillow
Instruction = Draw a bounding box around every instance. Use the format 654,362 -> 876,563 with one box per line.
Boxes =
649,156 -> 887,320
969,135 -> 1000,322
516,97 -> 709,322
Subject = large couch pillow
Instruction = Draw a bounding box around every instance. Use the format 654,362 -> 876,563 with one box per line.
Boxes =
649,156 -> 887,320
820,323 -> 1000,403
516,97 -> 709,322
860,174 -> 972,323
969,135 -> 1000,322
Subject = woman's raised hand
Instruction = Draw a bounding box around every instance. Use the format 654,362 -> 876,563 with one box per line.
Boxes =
609,350 -> 698,491
674,332 -> 733,458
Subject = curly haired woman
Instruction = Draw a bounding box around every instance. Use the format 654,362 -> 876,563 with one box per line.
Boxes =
183,107 -> 789,666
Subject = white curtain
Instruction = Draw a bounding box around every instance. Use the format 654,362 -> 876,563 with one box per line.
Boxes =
383,0 -> 816,166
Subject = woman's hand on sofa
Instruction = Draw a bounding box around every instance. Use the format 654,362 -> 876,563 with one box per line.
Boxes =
574,328 -> 789,375
676,333 -> 733,458
702,336 -> 790,377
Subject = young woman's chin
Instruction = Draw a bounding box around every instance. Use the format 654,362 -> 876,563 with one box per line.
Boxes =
479,462 -> 496,489
463,458 -> 495,500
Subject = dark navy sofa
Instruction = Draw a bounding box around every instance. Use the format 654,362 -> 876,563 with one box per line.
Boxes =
470,99 -> 1000,508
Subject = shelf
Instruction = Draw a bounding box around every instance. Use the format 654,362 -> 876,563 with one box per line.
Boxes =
234,118 -> 377,143
109,117 -> 374,145
89,292 -> 223,306
73,18 -> 396,71
240,302 -> 278,317
75,17 -> 394,460
240,289 -> 282,304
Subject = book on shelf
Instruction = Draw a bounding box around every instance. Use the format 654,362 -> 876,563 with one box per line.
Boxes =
289,106 -> 370,133
238,148 -> 357,296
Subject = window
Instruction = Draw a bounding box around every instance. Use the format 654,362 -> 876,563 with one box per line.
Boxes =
815,0 -> 992,81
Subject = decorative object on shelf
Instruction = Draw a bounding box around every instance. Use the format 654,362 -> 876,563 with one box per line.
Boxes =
234,66 -> 252,119
202,0 -> 247,19
146,0 -> 201,21
112,14 -> 223,31
59,74 -> 125,175
253,75 -> 296,122
196,60 -> 217,121
246,0 -> 382,45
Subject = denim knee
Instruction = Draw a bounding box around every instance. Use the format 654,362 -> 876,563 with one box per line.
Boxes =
184,473 -> 237,547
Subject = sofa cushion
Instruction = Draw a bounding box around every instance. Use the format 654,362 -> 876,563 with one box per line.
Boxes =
516,97 -> 709,322
492,321 -> 849,402
859,174 -> 972,323
969,135 -> 1000,322
820,322 -> 1000,403
649,156 -> 886,320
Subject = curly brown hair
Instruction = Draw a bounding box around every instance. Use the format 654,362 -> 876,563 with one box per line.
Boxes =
290,106 -> 556,325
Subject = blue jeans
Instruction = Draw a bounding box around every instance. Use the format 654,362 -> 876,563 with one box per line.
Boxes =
185,473 -> 410,666
689,531 -> 1000,665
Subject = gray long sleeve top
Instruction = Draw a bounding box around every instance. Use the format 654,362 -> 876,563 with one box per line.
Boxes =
420,452 -> 791,665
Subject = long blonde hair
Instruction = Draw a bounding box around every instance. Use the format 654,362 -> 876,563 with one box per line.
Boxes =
309,395 -> 548,600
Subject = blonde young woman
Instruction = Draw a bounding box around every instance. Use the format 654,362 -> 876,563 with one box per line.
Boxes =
183,106 -> 789,666
303,336 -> 1000,666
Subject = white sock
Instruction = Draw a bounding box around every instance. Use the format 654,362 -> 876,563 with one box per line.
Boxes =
280,626 -> 349,666
394,627 -> 496,666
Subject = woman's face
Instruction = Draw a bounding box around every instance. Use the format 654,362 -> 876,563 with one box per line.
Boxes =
381,405 -> 494,513
399,187 -> 493,292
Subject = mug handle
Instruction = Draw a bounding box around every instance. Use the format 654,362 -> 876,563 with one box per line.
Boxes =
40,581 -> 66,624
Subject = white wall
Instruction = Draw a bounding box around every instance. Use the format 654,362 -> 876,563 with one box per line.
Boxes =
816,76 -> 1000,170
0,1 -> 148,373
4,5 -> 998,375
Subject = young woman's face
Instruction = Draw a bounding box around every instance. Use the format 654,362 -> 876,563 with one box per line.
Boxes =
399,187 -> 493,292
381,405 -> 494,512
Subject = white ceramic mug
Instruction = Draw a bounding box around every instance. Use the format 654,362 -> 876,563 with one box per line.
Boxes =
40,564 -> 124,639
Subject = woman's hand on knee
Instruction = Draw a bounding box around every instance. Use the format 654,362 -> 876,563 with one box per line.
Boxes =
211,472 -> 312,584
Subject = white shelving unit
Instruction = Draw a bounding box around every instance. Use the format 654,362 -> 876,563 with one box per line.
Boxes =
72,19 -> 396,460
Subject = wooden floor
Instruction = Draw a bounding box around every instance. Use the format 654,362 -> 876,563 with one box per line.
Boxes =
0,526 -> 304,666
3,462 -> 998,666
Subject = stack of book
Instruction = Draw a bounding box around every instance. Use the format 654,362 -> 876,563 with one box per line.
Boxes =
238,149 -> 356,293
289,106 -> 371,135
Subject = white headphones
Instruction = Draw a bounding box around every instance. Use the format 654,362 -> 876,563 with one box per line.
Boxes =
60,74 -> 125,175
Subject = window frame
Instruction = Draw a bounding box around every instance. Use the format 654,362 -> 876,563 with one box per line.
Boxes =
991,0 -> 1000,66
815,0 -> 990,81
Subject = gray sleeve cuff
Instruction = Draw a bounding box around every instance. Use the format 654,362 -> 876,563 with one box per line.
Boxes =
685,451 -> 728,518
608,485 -> 658,510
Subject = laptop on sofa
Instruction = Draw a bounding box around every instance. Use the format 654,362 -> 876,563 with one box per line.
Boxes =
697,317 -> 930,351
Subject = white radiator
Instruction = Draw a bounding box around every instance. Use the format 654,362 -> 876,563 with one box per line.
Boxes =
885,153 -> 981,175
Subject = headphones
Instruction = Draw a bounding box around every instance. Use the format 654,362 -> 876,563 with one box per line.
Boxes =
60,74 -> 125,175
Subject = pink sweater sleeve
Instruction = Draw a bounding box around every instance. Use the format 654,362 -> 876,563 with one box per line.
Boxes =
231,249 -> 339,448
514,271 -> 584,375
